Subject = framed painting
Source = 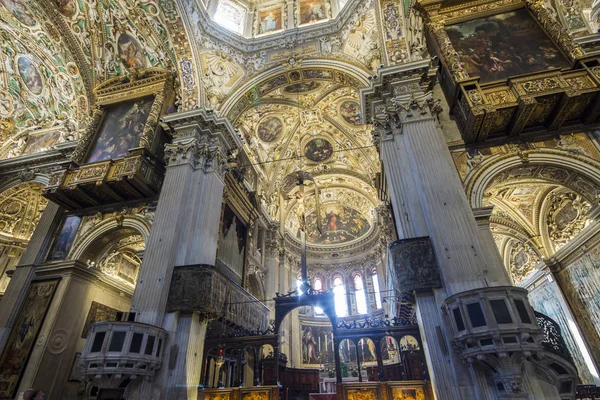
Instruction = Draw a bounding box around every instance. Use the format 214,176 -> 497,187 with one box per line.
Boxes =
47,215 -> 81,261
85,96 -> 154,163
298,0 -> 330,25
81,301 -> 123,338
0,279 -> 59,399
301,325 -> 334,365
257,7 -> 283,35
444,8 -> 570,84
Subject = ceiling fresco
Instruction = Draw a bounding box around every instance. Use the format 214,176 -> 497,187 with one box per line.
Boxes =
234,69 -> 379,248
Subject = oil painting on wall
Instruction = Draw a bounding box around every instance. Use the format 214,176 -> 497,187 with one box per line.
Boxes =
82,301 -> 123,338
47,215 -> 81,261
299,0 -> 330,24
304,138 -> 333,162
445,9 -> 570,84
257,117 -> 283,142
301,325 -> 333,364
0,279 -> 58,399
304,205 -> 370,244
86,97 -> 154,163
258,8 -> 282,34
217,204 -> 247,280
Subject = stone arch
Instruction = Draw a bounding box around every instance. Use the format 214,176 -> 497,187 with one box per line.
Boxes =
465,149 -> 600,208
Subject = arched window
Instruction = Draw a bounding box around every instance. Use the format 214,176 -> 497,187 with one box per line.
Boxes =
296,276 -> 303,296
354,274 -> 367,315
372,268 -> 382,309
313,278 -> 325,315
333,277 -> 348,317
313,278 -> 322,292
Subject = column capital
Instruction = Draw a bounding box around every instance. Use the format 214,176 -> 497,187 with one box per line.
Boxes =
162,109 -> 243,174
472,206 -> 494,227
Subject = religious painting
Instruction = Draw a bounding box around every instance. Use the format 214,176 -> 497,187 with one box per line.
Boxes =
53,0 -> 77,17
86,96 -> 154,163
257,117 -> 283,142
21,130 -> 60,156
340,100 -> 361,125
304,205 -> 370,244
283,81 -> 321,94
304,138 -> 333,162
47,215 -> 81,261
117,33 -> 147,71
17,56 -> 43,95
445,9 -> 570,84
258,8 -> 282,34
0,0 -> 36,26
299,0 -> 330,24
301,325 -> 333,364
339,339 -> 357,365
0,279 -> 58,399
357,338 -> 377,363
217,204 -> 247,280
81,301 -> 122,338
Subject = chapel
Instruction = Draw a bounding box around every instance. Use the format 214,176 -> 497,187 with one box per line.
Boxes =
0,0 -> 600,399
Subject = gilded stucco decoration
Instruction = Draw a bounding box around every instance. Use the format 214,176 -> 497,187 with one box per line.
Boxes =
0,1 -> 87,160
544,189 -> 591,252
0,181 -> 47,243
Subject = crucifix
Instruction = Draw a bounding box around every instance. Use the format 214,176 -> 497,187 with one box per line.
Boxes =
282,170 -> 323,290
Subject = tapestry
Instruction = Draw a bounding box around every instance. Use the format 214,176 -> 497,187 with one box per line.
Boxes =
86,96 -> 154,163
81,301 -> 122,338
0,279 -> 58,399
445,9 -> 570,84
47,215 -> 81,261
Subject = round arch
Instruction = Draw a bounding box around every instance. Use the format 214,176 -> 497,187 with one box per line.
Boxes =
465,150 -> 600,208
69,216 -> 151,261
220,59 -> 372,121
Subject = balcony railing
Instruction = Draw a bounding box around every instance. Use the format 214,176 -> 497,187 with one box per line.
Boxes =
80,321 -> 167,380
535,311 -> 575,365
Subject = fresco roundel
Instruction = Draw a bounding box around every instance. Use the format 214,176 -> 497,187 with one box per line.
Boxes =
53,0 -> 77,18
339,100 -> 361,125
257,117 -> 283,142
17,56 -> 43,95
304,138 -> 333,162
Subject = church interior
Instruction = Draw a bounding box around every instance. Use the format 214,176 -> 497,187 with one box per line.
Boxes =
1,0 -> 600,399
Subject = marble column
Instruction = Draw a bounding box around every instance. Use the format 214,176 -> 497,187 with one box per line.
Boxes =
361,60 -> 539,399
0,201 -> 62,353
127,109 -> 242,400
264,225 -> 282,315
473,206 -> 511,285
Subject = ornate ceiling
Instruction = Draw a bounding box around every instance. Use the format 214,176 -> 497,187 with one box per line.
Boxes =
234,67 -> 380,248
